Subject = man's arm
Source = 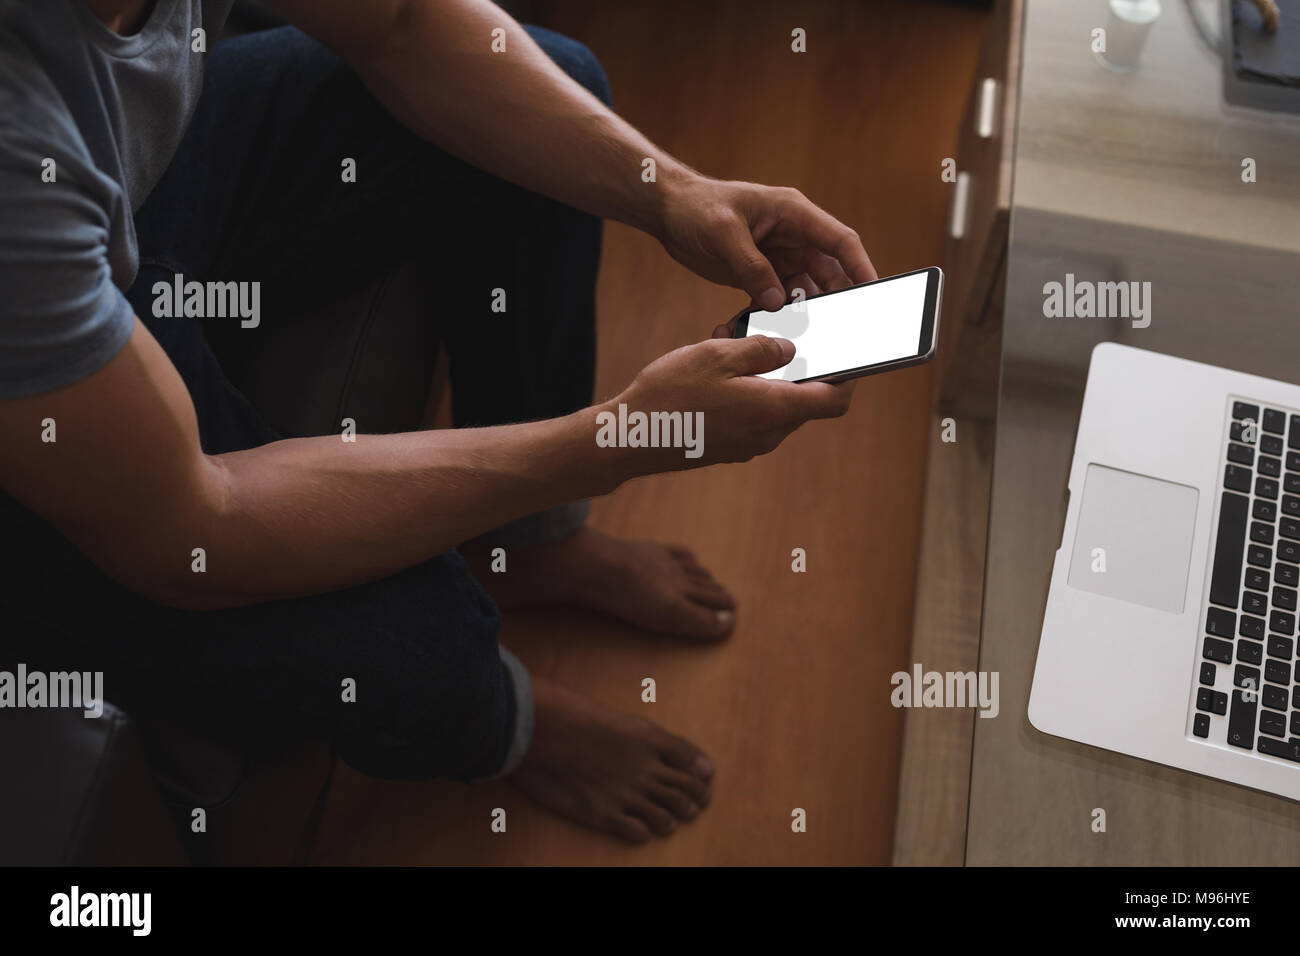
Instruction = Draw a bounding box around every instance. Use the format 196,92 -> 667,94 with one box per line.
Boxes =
0,317 -> 846,610
266,0 -> 683,233
264,0 -> 877,309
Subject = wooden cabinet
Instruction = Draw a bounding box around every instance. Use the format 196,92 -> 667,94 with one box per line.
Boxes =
935,0 -> 1021,422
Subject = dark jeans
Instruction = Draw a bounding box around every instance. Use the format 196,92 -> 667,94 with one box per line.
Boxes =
0,25 -> 609,782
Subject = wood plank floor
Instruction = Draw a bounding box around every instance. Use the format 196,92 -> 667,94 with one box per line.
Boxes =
311,0 -> 988,866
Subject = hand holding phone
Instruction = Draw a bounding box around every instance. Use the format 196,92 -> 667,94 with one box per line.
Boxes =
732,267 -> 942,384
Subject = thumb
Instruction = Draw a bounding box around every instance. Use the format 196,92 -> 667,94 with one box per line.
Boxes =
723,334 -> 796,376
721,220 -> 785,312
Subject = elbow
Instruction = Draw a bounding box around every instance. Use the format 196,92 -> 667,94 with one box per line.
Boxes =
92,456 -> 245,611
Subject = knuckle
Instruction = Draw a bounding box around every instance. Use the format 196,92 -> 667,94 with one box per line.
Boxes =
707,203 -> 739,229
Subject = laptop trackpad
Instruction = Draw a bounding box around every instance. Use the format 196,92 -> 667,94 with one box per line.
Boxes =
1066,464 -> 1199,614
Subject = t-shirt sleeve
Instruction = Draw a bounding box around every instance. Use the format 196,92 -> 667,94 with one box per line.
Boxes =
0,132 -> 135,400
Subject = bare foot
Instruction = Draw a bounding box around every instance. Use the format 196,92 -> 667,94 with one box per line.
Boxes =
465,526 -> 737,641
511,677 -> 714,842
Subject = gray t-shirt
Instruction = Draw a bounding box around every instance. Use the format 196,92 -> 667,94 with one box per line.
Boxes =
0,0 -> 235,399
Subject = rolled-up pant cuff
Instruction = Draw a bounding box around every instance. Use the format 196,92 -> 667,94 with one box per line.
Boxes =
484,646 -> 534,779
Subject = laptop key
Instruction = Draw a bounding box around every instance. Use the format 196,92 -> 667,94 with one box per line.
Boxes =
1263,434 -> 1285,456
1287,474 -> 1300,495
1248,545 -> 1272,568
1270,609 -> 1295,635
1212,691 -> 1228,714
1294,685 -> 1300,709
1282,517 -> 1300,541
1274,585 -> 1298,611
1234,663 -> 1261,689
1292,712 -> 1300,737
1224,465 -> 1251,493
1237,639 -> 1263,664
1235,402 -> 1260,422
1251,521 -> 1275,545
1290,450 -> 1300,471
1227,690 -> 1257,748
1263,685 -> 1289,710
1257,477 -> 1279,500
1267,634 -> 1293,659
1291,414 -> 1300,449
1193,714 -> 1210,738
1260,456 -> 1282,478
1257,736 -> 1300,761
1254,499 -> 1278,522
1285,495 -> 1300,517
1240,615 -> 1265,640
1246,567 -> 1271,591
1278,540 -> 1300,564
1264,409 -> 1287,434
1209,493 -> 1249,607
1228,443 -> 1255,466
1197,687 -> 1215,712
1207,607 -> 1236,637
1243,591 -> 1267,616
1261,711 -> 1287,737
1203,636 -> 1234,664
1200,661 -> 1218,686
1277,563 -> 1299,587
1266,659 -> 1291,685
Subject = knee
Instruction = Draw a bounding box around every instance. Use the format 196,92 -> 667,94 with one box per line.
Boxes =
524,25 -> 612,107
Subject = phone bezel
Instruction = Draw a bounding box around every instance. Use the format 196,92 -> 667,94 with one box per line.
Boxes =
732,266 -> 943,384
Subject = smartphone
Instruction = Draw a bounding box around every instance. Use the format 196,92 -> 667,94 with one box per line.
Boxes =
733,266 -> 942,383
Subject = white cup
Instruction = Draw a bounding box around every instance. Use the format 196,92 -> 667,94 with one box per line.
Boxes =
1098,0 -> 1162,72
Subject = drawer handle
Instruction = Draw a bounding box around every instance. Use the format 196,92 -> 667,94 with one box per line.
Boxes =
950,170 -> 971,240
976,77 -> 999,139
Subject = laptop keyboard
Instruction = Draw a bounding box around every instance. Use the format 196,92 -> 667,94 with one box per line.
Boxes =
1197,399 -> 1300,763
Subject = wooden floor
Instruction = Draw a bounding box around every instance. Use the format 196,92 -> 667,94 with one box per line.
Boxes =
311,0 -> 988,865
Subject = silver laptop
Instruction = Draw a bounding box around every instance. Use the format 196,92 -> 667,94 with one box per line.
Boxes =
1030,343 -> 1300,801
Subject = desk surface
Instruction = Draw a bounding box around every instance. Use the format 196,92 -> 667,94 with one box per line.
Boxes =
966,0 -> 1300,864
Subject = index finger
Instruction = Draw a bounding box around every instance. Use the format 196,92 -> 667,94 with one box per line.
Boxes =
783,199 -> 877,284
712,307 -> 750,340
767,379 -> 854,422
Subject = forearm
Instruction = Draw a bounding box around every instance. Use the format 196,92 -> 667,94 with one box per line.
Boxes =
346,0 -> 689,232
126,405 -> 631,609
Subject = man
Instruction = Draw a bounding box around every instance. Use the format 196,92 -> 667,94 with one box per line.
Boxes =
0,0 -> 875,844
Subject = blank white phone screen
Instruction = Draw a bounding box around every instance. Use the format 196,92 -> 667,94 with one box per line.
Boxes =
745,271 -> 928,381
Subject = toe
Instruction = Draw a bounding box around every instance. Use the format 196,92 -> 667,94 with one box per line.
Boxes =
658,733 -> 715,782
665,597 -> 735,640
687,582 -> 738,610
658,767 -> 712,806
649,782 -> 701,821
627,797 -> 677,836
608,813 -> 653,844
